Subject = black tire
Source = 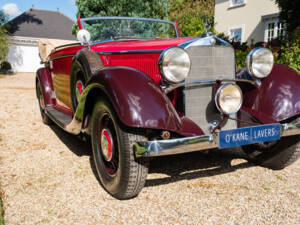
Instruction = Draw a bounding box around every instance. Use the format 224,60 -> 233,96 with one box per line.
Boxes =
91,97 -> 149,199
70,48 -> 104,111
242,118 -> 300,170
36,79 -> 53,125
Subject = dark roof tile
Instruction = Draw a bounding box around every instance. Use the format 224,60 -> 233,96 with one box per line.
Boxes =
6,8 -> 76,40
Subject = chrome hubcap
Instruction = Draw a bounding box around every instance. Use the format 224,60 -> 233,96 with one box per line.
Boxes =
101,128 -> 114,162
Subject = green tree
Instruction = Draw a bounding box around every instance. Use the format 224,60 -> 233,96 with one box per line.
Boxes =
73,0 -> 169,35
274,0 -> 300,34
0,11 -> 9,63
169,0 -> 215,37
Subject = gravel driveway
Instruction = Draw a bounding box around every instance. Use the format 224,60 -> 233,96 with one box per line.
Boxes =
0,73 -> 299,225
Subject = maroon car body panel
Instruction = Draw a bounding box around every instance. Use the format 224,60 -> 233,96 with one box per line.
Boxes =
36,67 -> 55,107
87,66 -> 183,132
242,64 -> 300,122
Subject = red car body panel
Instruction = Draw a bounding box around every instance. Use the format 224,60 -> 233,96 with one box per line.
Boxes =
49,46 -> 82,110
100,53 -> 162,82
90,38 -> 193,52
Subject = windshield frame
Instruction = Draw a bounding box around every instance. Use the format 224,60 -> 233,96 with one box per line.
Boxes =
79,16 -> 179,44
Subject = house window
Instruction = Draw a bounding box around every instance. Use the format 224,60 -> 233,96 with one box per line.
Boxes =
228,25 -> 244,43
265,20 -> 286,42
277,22 -> 286,39
229,0 -> 245,7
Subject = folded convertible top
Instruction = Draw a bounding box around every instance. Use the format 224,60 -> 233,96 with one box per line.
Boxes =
38,38 -> 78,62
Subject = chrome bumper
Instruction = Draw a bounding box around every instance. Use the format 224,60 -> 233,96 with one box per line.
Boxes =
134,121 -> 300,158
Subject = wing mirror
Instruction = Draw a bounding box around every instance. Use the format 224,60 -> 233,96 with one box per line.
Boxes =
77,29 -> 91,45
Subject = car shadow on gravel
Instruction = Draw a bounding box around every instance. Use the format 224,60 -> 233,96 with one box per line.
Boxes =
50,125 -> 254,188
145,149 -> 254,187
50,126 -> 91,157
50,126 -> 101,183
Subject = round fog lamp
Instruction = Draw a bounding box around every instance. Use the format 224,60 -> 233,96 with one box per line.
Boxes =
215,83 -> 243,115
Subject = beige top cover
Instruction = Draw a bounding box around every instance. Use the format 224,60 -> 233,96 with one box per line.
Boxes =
38,38 -> 78,62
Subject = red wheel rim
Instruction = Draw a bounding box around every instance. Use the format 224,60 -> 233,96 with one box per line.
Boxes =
75,80 -> 84,102
98,115 -> 119,176
100,128 -> 113,162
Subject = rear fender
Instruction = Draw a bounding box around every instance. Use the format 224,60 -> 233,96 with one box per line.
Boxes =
242,64 -> 300,122
36,67 -> 55,107
76,66 -> 182,131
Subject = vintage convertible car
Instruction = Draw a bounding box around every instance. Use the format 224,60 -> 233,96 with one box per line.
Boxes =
36,16 -> 300,199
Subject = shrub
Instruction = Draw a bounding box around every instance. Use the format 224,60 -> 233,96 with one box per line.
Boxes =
0,61 -> 11,70
275,40 -> 300,74
235,49 -> 250,71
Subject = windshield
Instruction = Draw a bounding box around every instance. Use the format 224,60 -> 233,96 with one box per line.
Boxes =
81,17 -> 178,43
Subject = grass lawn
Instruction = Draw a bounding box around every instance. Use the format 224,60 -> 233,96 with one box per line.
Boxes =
0,74 -> 5,78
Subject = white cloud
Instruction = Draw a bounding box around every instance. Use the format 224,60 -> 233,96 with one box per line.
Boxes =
2,3 -> 21,18
70,0 -> 77,6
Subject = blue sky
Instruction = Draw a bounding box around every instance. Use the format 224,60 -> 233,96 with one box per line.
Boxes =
1,0 -> 77,21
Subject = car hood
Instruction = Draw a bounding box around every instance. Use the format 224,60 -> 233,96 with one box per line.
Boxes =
90,37 -> 195,53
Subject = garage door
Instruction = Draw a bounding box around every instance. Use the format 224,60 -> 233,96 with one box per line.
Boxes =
7,42 -> 41,73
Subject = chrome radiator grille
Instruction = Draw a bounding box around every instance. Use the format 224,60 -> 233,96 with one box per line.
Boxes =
184,46 -> 236,134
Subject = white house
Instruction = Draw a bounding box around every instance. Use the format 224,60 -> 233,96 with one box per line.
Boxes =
214,0 -> 285,44
6,8 -> 75,72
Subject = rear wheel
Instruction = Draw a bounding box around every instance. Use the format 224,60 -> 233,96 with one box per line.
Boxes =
242,118 -> 300,170
36,80 -> 52,125
91,98 -> 149,199
70,49 -> 104,112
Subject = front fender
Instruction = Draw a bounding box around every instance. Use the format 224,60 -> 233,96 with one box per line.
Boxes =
76,66 -> 182,131
242,64 -> 300,122
36,67 -> 55,107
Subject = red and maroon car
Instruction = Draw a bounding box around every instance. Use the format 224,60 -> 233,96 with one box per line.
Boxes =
36,16 -> 300,199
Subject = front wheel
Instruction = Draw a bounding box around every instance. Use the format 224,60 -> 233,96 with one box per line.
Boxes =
242,118 -> 300,170
91,98 -> 149,199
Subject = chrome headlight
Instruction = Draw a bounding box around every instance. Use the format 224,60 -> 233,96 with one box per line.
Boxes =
215,83 -> 243,115
246,47 -> 274,79
159,47 -> 191,83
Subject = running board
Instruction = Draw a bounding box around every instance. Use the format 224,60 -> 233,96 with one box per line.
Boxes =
45,107 -> 82,135
46,107 -> 72,128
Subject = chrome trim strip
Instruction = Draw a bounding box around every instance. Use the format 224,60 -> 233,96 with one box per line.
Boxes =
179,36 -> 231,49
163,79 -> 257,93
81,16 -> 176,26
80,16 -> 179,40
96,49 -> 164,55
50,54 -> 76,61
135,121 -> 300,158
135,134 -> 218,157
54,43 -> 81,51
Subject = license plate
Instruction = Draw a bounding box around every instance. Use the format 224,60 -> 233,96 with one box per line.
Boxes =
219,124 -> 281,149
